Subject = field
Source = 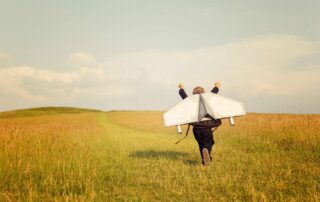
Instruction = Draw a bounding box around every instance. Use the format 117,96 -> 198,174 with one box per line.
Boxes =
0,107 -> 319,201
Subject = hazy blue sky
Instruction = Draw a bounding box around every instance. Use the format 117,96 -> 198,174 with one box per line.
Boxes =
0,0 -> 319,113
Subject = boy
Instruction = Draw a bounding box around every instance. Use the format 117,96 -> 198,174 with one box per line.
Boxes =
178,82 -> 222,165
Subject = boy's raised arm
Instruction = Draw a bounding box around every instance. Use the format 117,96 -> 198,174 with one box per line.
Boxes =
211,82 -> 221,94
178,83 -> 188,99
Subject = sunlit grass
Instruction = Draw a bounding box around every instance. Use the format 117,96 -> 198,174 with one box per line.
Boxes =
0,108 -> 319,201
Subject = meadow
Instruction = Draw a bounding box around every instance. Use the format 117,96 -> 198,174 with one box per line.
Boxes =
0,107 -> 319,201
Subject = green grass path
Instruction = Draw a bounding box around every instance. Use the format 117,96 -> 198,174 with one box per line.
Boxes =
95,113 -> 205,201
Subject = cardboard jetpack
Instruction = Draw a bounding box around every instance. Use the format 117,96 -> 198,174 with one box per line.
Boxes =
163,93 -> 246,133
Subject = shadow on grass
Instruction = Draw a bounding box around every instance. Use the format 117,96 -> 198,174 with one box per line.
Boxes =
129,150 -> 201,166
183,159 -> 199,165
129,150 -> 189,160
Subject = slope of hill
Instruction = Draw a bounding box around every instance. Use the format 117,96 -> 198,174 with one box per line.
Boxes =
0,107 -> 101,118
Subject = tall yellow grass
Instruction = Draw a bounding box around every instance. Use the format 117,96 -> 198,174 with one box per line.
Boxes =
0,109 -> 319,201
0,113 -> 101,201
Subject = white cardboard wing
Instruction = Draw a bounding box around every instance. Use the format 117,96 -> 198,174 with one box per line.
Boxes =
201,93 -> 246,119
163,95 -> 200,127
163,93 -> 246,127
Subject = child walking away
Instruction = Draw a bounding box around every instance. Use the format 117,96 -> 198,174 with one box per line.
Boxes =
178,82 -> 222,165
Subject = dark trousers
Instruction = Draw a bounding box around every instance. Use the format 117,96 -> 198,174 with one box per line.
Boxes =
193,127 -> 215,160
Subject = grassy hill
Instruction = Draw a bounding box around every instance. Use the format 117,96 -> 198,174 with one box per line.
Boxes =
0,108 -> 319,201
0,107 -> 100,119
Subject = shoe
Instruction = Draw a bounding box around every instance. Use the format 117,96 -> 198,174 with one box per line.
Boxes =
202,148 -> 211,165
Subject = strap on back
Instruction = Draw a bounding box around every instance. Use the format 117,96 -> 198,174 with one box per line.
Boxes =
175,124 -> 191,144
175,125 -> 219,144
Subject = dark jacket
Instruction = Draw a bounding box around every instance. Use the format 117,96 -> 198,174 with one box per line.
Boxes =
211,87 -> 219,94
179,89 -> 188,99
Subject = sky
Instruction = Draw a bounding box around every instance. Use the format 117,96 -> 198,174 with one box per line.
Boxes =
0,0 -> 319,113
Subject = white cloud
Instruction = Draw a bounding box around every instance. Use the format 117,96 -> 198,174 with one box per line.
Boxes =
102,35 -> 320,96
0,67 -> 48,102
0,66 -> 80,84
69,52 -> 96,64
0,35 -> 319,113
98,35 -> 320,112
0,65 -> 129,110
0,52 -> 12,63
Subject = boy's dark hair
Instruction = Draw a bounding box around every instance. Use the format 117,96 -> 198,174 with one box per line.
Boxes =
193,86 -> 205,94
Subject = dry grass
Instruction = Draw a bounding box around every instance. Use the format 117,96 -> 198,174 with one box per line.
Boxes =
0,108 -> 319,201
0,113 -> 101,201
108,111 -> 320,201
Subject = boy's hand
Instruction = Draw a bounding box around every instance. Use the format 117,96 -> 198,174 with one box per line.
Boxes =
178,83 -> 184,89
215,82 -> 221,88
